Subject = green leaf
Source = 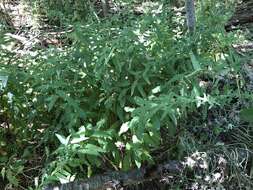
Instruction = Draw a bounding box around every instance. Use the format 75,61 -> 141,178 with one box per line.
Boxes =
142,67 -> 151,85
166,121 -> 176,136
87,165 -> 92,178
132,135 -> 141,144
68,159 -> 82,167
118,89 -> 128,107
143,133 -> 157,147
86,144 -> 106,153
87,155 -> 101,167
152,86 -> 161,94
1,167 -> 5,179
78,144 -> 106,156
124,107 -> 135,113
119,122 -> 129,135
123,152 -> 132,171
137,85 -> 146,97
55,169 -> 74,184
131,79 -> 138,96
135,159 -> 141,168
151,116 -> 160,130
126,143 -> 131,151
116,104 -> 124,121
6,170 -> 18,187
104,47 -> 115,65
240,108 -> 253,123
70,136 -> 89,144
190,51 -> 201,71
78,148 -> 100,156
92,131 -> 112,139
16,166 -> 24,174
128,117 -> 140,129
168,110 -> 177,126
47,95 -> 59,112
56,134 -> 70,145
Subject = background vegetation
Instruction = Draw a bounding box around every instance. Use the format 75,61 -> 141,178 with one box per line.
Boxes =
0,0 -> 253,189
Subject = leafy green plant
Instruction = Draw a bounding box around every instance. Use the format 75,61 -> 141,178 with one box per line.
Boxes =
35,2 -> 240,185
1,0 -> 250,189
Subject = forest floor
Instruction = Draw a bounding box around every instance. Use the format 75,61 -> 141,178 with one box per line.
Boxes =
1,0 -> 253,189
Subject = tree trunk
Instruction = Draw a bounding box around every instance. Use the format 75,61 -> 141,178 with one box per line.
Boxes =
101,0 -> 109,17
185,0 -> 196,34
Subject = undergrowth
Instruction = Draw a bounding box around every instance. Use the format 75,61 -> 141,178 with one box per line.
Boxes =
0,0 -> 253,189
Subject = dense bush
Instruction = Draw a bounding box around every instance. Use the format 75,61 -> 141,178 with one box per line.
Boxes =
1,0 -> 252,189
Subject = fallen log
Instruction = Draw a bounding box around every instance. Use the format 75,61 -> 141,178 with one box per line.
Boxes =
232,42 -> 253,53
225,0 -> 253,31
43,160 -> 184,190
